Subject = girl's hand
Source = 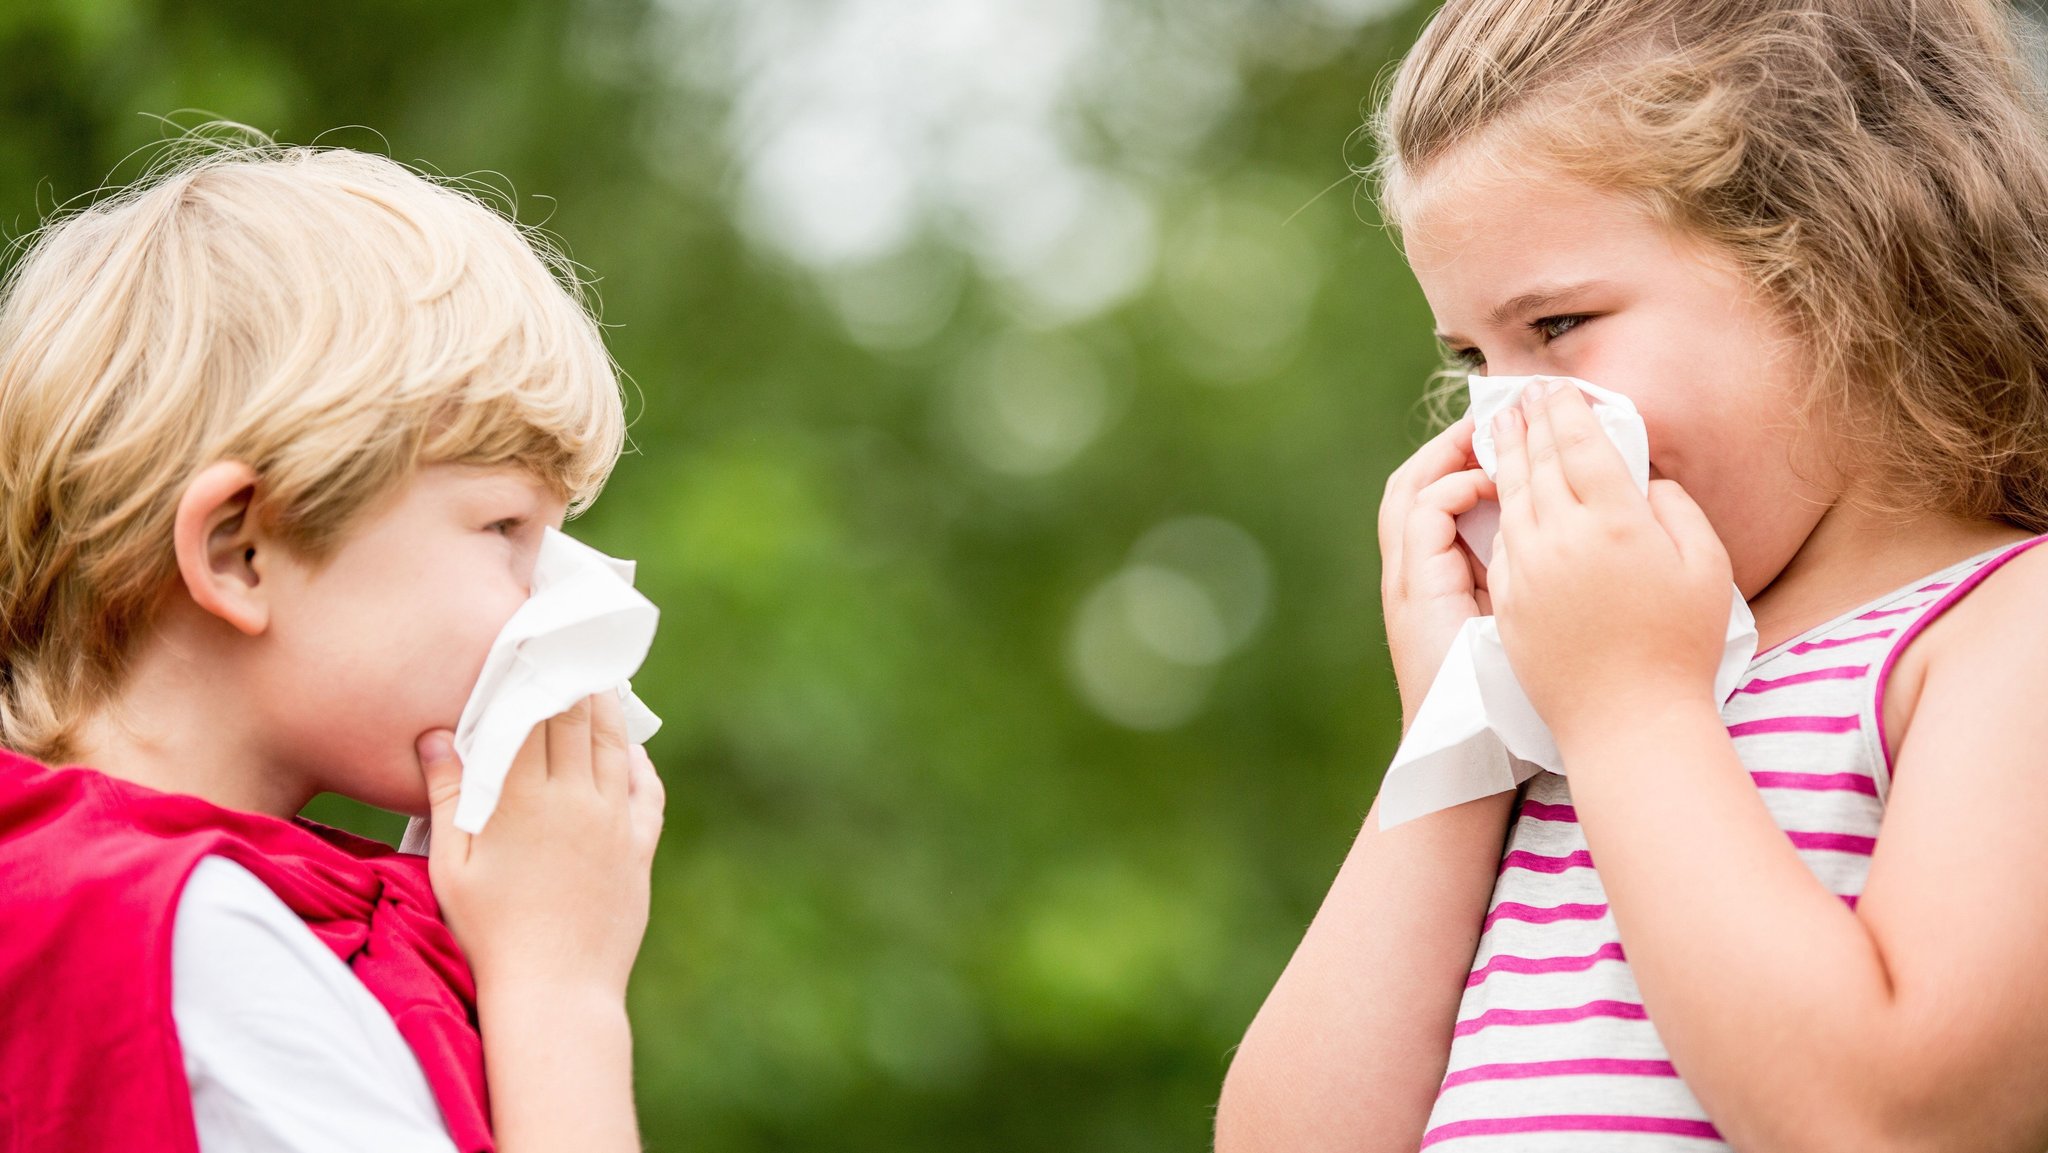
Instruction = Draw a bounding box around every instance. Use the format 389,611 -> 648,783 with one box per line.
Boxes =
416,692 -> 667,999
1489,380 -> 1730,748
1379,415 -> 1499,727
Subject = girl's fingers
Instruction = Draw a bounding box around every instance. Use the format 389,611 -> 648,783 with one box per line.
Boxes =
1380,417 -> 1478,548
1521,385 -> 1578,514
1402,469 -> 1495,591
1487,533 -> 1514,605
545,696 -> 593,784
1542,386 -> 1638,509
590,690 -> 630,800
1401,416 -> 1478,492
1491,406 -> 1537,537
1647,478 -> 1729,572
1414,468 -> 1498,517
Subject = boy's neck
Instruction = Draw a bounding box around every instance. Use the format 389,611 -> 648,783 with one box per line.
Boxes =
1748,503 -> 2034,652
67,601 -> 314,820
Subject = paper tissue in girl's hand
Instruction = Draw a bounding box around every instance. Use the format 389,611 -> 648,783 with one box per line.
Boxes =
446,526 -> 660,835
1374,375 -> 1758,830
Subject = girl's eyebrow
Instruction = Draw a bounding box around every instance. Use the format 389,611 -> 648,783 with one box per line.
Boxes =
1433,279 -> 1609,346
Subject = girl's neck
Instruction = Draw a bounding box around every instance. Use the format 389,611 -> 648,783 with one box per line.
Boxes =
1747,501 -> 2035,652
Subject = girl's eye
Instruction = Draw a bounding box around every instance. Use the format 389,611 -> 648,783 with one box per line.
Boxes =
1532,314 -> 1587,341
487,518 -> 525,536
1447,344 -> 1485,371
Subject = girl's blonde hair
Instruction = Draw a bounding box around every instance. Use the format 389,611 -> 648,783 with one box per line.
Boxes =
1371,0 -> 2048,530
0,132 -> 627,762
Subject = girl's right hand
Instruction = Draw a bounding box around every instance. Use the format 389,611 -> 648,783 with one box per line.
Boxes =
415,691 -> 666,1000
1378,416 -> 1498,727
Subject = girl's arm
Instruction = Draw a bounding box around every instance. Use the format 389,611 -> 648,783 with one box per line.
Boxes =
1554,653 -> 2048,1153
1489,385 -> 2048,1153
419,692 -> 666,1153
1216,791 -> 1512,1153
1216,417 -> 1514,1152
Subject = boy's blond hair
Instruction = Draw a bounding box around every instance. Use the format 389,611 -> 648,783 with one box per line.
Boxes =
0,134 -> 626,762
1371,0 -> 2048,532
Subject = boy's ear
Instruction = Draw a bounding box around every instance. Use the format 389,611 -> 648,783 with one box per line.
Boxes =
173,461 -> 270,637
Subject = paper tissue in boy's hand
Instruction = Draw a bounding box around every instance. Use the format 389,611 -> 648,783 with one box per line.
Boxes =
1374,375 -> 1758,830
449,526 -> 661,835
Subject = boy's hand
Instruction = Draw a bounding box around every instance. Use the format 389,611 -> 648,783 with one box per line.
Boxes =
1379,415 -> 1498,728
416,692 -> 666,999
1488,380 -> 1730,751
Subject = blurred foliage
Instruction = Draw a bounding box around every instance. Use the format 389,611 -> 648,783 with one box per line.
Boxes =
0,0 -> 1453,1147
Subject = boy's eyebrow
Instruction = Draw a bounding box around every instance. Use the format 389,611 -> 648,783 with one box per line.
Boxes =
457,467 -> 553,508
1433,279 -> 1609,345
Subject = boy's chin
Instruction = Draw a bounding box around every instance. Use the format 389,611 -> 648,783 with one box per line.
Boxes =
323,760 -> 435,818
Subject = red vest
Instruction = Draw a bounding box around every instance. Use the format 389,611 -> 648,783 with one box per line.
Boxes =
0,749 -> 493,1152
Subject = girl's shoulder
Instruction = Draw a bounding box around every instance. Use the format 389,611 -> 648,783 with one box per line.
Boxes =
1880,532 -> 2048,766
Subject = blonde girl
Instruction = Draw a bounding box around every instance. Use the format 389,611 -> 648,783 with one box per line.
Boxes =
1220,1 -> 2048,1149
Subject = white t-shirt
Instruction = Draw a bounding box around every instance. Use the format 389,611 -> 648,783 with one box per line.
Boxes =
170,856 -> 460,1153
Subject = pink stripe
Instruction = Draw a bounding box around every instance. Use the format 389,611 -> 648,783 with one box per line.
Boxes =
1749,770 -> 1878,796
1453,999 -> 1647,1037
1731,664 -> 1867,695
1842,892 -> 1861,909
1518,800 -> 1578,822
1856,603 -> 1924,620
1483,901 -> 1609,931
1920,581 -> 1955,591
1789,629 -> 1895,654
1423,1115 -> 1721,1147
1467,942 -> 1627,988
1878,535 -> 2048,782
1499,849 -> 1595,875
1788,830 -> 1876,855
1440,1057 -> 1678,1089
1726,713 -> 1859,737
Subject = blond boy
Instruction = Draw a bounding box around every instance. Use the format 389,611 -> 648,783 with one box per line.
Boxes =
0,139 -> 663,1152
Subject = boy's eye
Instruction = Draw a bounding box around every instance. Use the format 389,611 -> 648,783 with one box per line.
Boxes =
1532,314 -> 1587,341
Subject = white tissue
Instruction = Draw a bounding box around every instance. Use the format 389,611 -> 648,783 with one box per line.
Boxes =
1375,375 -> 1758,830
400,526 -> 661,850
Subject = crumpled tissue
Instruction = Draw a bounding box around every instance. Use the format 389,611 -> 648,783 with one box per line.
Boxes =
399,526 -> 661,853
1375,374 -> 1758,829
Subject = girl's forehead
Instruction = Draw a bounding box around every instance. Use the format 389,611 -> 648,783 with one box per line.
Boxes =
1402,166 -> 1673,288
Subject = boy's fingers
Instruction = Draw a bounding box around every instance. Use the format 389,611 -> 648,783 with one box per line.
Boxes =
416,731 -> 470,863
590,691 -> 629,800
503,719 -> 549,801
546,697 -> 593,784
626,746 -> 666,855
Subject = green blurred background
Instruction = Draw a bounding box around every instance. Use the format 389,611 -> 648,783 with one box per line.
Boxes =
0,0 -> 1453,1147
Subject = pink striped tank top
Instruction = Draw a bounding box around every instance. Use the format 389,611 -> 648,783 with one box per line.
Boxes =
1422,533 -> 2048,1149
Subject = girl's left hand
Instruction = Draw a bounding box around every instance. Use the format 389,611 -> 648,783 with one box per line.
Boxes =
1490,380 -> 1732,748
